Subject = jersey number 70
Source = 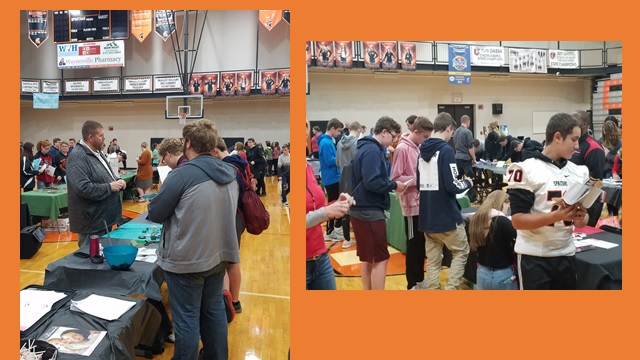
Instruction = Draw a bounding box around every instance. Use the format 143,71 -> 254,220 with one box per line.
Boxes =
507,169 -> 523,183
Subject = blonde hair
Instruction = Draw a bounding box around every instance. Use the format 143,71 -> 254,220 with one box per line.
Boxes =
469,190 -> 510,251
488,121 -> 499,131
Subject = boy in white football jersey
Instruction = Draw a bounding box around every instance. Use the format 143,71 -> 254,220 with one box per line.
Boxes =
507,113 -> 589,290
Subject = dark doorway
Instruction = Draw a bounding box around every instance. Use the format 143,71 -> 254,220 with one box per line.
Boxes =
437,104 -> 475,136
222,137 -> 245,151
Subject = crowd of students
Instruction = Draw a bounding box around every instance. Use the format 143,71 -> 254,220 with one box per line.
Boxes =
306,110 -> 621,291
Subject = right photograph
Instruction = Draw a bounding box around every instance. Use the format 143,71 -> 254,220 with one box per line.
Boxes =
305,40 -> 622,290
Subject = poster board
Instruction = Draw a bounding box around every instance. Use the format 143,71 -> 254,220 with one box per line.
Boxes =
532,111 -> 558,134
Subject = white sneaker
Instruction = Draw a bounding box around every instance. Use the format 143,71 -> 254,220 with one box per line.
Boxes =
324,232 -> 344,242
333,228 -> 344,237
341,240 -> 356,249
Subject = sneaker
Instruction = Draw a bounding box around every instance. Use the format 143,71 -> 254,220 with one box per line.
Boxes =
341,240 -> 356,249
232,300 -> 243,313
284,202 -> 289,207
333,227 -> 344,237
166,333 -> 175,343
324,232 -> 344,242
222,290 -> 235,323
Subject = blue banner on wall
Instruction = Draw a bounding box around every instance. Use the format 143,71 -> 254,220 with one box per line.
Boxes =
448,44 -> 471,85
33,92 -> 59,109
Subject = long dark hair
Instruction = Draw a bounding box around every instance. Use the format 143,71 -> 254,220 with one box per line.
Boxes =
22,142 -> 34,161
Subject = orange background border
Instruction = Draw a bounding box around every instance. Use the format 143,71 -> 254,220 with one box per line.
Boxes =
8,2 -> 636,359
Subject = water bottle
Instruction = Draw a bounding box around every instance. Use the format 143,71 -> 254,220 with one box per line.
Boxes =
89,235 -> 103,263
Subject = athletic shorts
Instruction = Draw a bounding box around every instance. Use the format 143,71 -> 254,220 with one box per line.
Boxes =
351,217 -> 389,263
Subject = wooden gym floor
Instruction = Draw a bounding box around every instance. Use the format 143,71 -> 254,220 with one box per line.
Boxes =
20,176 -> 290,359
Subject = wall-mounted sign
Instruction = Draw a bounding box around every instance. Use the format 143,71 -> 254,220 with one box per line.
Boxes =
123,76 -> 153,93
92,78 -> 120,93
64,79 -> 91,95
41,80 -> 60,94
154,75 -> 182,92
21,79 -> 40,94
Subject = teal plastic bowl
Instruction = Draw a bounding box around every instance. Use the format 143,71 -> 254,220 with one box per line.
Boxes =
103,244 -> 138,270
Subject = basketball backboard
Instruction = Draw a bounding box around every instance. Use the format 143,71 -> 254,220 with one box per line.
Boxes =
165,95 -> 204,119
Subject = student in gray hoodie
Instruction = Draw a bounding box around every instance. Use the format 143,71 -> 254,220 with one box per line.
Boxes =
336,121 -> 361,249
148,119 -> 239,360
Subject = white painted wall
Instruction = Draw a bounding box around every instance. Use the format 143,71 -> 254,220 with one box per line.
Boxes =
306,71 -> 590,143
20,98 -> 290,158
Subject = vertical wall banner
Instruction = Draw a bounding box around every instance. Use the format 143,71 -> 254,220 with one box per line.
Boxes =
306,41 -> 312,66
259,10 -> 282,31
260,70 -> 278,95
131,10 -> 152,43
190,74 -> 204,95
470,46 -> 505,67
235,72 -> 253,96
220,72 -> 237,97
154,10 -> 176,41
509,48 -> 547,73
27,11 -> 48,48
380,42 -> 398,70
448,44 -> 471,84
277,69 -> 290,95
334,41 -> 353,69
548,50 -> 579,69
363,41 -> 381,70
202,73 -> 219,98
315,41 -> 335,68
400,42 -> 416,71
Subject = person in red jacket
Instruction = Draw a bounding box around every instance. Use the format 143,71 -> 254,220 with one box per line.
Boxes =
34,139 -> 55,188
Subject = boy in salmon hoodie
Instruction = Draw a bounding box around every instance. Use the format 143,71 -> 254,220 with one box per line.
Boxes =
390,116 -> 434,289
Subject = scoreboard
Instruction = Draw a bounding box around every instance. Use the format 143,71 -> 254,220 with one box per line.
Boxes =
53,10 -> 129,43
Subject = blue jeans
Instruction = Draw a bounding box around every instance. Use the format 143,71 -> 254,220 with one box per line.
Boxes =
476,264 -> 517,290
164,262 -> 229,360
306,253 -> 336,290
281,173 -> 290,203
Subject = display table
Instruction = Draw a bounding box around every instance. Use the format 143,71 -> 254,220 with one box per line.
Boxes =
22,289 -> 161,360
473,162 -> 508,175
575,229 -> 622,289
20,185 -> 68,221
601,182 -> 622,209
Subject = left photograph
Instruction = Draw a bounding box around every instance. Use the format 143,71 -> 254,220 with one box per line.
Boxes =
19,10 -> 290,359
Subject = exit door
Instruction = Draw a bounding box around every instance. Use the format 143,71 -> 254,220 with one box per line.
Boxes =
437,104 -> 475,136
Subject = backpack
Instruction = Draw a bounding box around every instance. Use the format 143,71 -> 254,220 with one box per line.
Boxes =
235,168 -> 270,235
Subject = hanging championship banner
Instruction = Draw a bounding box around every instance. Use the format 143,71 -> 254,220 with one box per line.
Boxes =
363,41 -> 381,70
380,42 -> 398,70
154,10 -> 176,41
260,70 -> 278,95
131,10 -> 152,43
27,11 -> 48,48
190,74 -> 204,95
470,46 -> 505,67
334,41 -> 353,69
277,69 -> 290,95
236,72 -> 253,96
448,44 -> 471,84
259,10 -> 282,31
315,41 -> 334,68
202,73 -> 219,98
400,43 -> 416,71
509,48 -> 547,73
548,50 -> 579,69
220,72 -> 237,97
306,41 -> 312,66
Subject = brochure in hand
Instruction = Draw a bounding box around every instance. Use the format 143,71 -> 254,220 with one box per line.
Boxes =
561,177 -> 603,208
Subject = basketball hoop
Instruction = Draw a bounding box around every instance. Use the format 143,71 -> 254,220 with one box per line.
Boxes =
178,112 -> 188,125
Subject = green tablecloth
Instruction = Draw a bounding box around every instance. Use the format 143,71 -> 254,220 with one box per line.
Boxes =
386,192 -> 406,254
20,186 -> 68,221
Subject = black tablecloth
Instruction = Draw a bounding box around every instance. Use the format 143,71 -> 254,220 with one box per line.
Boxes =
22,290 -> 161,360
601,184 -> 622,208
44,242 -> 165,301
575,230 -> 622,289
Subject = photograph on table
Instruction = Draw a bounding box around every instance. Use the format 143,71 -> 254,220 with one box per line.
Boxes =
39,326 -> 107,356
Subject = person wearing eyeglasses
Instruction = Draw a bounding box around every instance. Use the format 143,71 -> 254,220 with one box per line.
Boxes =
350,116 -> 406,290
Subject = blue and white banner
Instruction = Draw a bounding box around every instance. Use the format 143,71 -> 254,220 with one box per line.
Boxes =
448,44 -> 471,85
57,40 -> 125,70
33,93 -> 59,109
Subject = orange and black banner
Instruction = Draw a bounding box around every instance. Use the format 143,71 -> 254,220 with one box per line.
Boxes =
380,41 -> 398,70
259,10 -> 282,31
221,72 -> 237,97
260,70 -> 278,95
154,10 -> 176,41
27,10 -> 48,48
203,74 -> 219,98
334,41 -> 353,69
363,41 -> 381,70
236,72 -> 253,96
277,69 -> 290,95
315,41 -> 334,68
400,42 -> 416,71
190,74 -> 205,95
306,41 -> 312,66
602,79 -> 622,110
131,10 -> 153,43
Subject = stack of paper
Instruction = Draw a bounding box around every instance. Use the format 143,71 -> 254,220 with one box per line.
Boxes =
20,289 -> 68,331
135,247 -> 158,263
70,294 -> 136,321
